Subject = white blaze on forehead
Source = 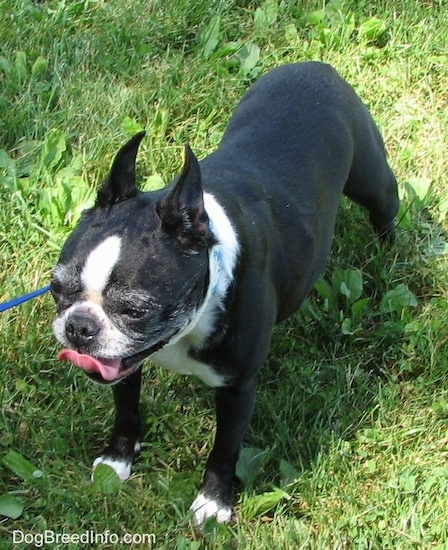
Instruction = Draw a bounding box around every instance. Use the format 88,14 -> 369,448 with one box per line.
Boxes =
81,235 -> 122,295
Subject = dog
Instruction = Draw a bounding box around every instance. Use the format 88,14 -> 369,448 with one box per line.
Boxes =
51,61 -> 399,526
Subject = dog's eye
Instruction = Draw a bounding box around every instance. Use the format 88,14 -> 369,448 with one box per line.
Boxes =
122,308 -> 148,321
50,279 -> 62,296
51,274 -> 80,298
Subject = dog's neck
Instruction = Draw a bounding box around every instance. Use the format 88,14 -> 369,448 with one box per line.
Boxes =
205,192 -> 239,298
208,219 -> 224,296
163,192 -> 239,350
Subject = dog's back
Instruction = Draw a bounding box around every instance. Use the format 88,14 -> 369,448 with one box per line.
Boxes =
200,62 -> 398,320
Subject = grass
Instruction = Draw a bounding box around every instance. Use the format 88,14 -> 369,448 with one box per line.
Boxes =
1,0 -> 448,547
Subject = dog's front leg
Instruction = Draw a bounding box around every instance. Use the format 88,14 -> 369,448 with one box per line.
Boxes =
190,377 -> 257,526
93,366 -> 142,481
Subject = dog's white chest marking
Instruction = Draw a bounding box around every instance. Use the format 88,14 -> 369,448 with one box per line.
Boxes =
81,235 -> 122,298
152,340 -> 225,387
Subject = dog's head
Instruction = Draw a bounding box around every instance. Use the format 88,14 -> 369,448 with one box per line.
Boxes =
51,132 -> 215,384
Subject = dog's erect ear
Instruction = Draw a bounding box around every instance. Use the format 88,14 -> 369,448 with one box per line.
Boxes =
96,131 -> 146,208
157,144 -> 210,252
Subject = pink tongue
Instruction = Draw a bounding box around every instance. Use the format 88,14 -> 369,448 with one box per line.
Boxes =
57,349 -> 122,381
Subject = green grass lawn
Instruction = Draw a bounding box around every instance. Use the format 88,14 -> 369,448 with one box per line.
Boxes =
1,0 -> 448,547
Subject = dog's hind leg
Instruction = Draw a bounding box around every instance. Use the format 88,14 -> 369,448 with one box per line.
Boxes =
343,117 -> 399,240
92,366 -> 142,480
346,168 -> 399,240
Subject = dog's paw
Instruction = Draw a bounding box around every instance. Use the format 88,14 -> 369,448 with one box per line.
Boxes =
190,492 -> 233,526
91,441 -> 140,481
92,455 -> 132,481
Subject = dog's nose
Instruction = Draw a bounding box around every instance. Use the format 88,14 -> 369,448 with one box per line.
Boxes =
65,311 -> 100,347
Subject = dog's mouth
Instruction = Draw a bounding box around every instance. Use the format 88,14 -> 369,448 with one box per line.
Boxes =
57,350 -> 129,382
57,340 -> 168,384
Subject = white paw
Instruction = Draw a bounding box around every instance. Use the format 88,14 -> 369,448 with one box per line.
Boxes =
92,456 -> 132,481
91,441 -> 140,481
190,492 -> 232,526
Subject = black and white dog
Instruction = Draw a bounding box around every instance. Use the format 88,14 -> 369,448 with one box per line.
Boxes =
51,62 -> 399,526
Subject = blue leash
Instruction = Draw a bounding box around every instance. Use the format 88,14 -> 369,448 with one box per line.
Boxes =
0,285 -> 51,313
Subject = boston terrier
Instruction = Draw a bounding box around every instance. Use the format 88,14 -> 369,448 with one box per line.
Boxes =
51,62 -> 399,526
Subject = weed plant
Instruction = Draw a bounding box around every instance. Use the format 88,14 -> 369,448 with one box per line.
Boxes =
1,0 -> 448,548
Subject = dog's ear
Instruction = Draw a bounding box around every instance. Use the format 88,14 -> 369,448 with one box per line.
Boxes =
96,131 -> 146,208
157,144 -> 210,252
